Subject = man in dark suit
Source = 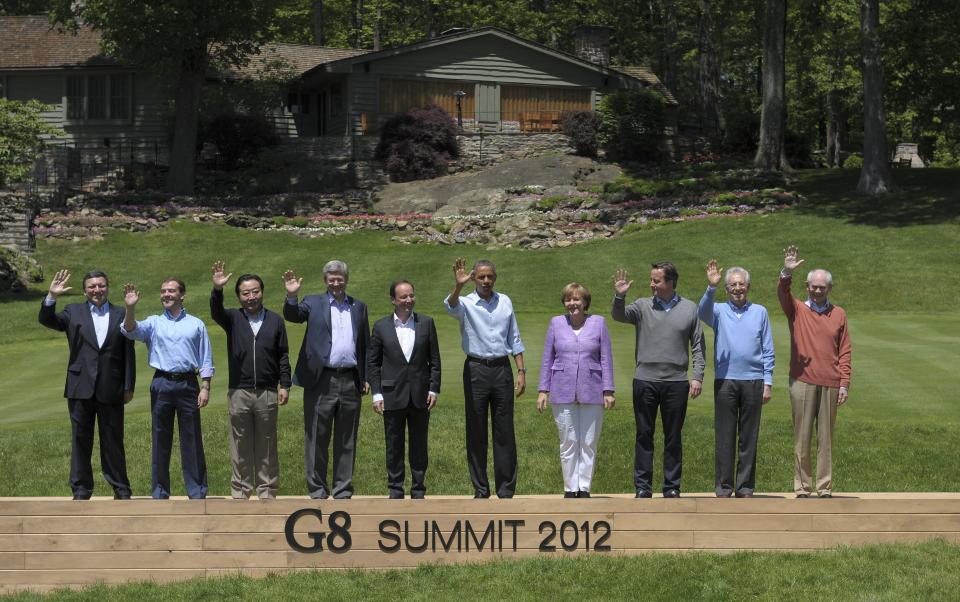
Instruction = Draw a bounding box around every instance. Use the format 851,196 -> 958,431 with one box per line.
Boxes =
283,260 -> 369,499
367,280 -> 441,499
38,269 -> 136,500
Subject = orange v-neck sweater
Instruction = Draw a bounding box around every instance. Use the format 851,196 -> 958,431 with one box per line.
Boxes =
778,275 -> 852,389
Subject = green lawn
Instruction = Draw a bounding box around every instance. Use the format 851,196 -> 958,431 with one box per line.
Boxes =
2,170 -> 959,497
1,168 -> 959,598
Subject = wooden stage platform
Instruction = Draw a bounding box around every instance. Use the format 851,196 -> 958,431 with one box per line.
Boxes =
2,493 -> 959,592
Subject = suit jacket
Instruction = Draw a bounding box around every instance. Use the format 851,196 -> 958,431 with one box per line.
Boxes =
284,293 -> 369,391
538,314 -> 614,404
367,312 -> 441,410
39,299 -> 136,403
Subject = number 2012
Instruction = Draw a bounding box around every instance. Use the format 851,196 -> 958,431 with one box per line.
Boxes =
538,520 -> 612,552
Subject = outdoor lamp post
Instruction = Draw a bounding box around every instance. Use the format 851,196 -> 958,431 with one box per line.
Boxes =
454,90 -> 466,129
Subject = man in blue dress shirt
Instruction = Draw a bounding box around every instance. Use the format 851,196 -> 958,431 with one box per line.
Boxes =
445,257 -> 526,498
122,278 -> 214,499
698,261 -> 774,498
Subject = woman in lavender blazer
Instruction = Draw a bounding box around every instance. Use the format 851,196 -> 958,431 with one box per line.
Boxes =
537,283 -> 615,498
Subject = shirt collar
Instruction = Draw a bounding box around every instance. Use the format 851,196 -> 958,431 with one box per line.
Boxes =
393,312 -> 414,327
88,301 -> 110,315
474,291 -> 499,305
727,300 -> 751,313
327,292 -> 349,307
163,308 -> 187,321
244,308 -> 265,322
805,298 -> 831,314
653,293 -> 680,309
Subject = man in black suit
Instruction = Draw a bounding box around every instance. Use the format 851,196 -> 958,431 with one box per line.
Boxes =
38,269 -> 136,500
367,280 -> 441,499
283,260 -> 369,499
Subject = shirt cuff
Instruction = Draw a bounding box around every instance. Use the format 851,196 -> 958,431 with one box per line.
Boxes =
199,368 -> 215,379
428,391 -> 438,398
372,393 -> 384,403
44,295 -> 56,306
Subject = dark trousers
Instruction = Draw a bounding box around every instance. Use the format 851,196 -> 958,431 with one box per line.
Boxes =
714,379 -> 764,496
303,368 -> 361,499
68,397 -> 130,498
150,375 -> 207,499
463,357 -> 517,498
383,404 -> 430,498
632,379 -> 689,494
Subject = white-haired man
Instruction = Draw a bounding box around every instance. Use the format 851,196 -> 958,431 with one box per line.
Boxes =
779,246 -> 852,498
699,261 -> 774,498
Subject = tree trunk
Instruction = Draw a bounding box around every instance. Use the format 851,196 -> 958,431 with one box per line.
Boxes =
857,0 -> 895,193
165,67 -> 204,195
754,0 -> 787,171
372,1 -> 381,51
312,0 -> 324,45
826,88 -> 841,167
351,0 -> 363,48
697,0 -> 722,145
657,0 -> 679,95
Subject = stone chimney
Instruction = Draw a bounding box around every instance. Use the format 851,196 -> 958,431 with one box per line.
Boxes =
574,25 -> 613,67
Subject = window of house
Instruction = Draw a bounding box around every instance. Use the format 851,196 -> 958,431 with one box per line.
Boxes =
501,85 -> 591,131
379,78 -> 474,120
65,73 -> 133,122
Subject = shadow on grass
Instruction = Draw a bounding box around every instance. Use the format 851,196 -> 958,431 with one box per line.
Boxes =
0,289 -> 46,304
791,168 -> 960,227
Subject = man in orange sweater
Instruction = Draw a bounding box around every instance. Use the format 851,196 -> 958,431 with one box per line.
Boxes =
779,245 -> 852,498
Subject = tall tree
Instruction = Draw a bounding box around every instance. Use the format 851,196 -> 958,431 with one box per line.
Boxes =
754,0 -> 787,170
697,0 -> 722,144
312,0 -> 325,45
52,0 -> 278,195
856,0 -> 893,193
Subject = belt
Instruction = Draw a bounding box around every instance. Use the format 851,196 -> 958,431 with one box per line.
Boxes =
467,355 -> 509,366
154,370 -> 197,381
324,366 -> 357,374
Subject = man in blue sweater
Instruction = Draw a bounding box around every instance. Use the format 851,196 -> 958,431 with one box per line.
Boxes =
698,260 -> 774,498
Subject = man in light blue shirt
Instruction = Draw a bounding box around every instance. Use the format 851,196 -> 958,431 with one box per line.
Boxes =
698,261 -> 774,498
122,277 -> 214,499
445,257 -> 525,498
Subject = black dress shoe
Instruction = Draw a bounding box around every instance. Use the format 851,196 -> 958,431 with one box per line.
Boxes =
473,492 -> 490,499
577,491 -> 590,498
635,490 -> 653,498
411,494 -> 425,500
663,489 -> 680,498
564,491 -> 577,498
735,492 -> 753,498
72,493 -> 91,501
388,492 -> 404,499
114,492 -> 132,500
796,493 -> 810,498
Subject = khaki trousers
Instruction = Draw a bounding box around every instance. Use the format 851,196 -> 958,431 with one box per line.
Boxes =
227,388 -> 279,499
789,379 -> 838,496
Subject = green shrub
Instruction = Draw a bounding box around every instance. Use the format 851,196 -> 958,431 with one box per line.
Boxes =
679,208 -> 701,217
561,110 -> 601,157
597,89 -> 667,162
0,99 -> 62,188
198,113 -> 280,169
711,192 -> 738,205
706,205 -> 735,214
843,154 -> 863,169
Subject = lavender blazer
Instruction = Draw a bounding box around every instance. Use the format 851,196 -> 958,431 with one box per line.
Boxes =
538,314 -> 615,404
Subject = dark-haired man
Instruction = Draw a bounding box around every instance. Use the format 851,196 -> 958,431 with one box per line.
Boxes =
368,280 -> 441,499
122,277 -> 214,499
211,261 -> 291,500
39,269 -> 136,500
612,261 -> 705,499
445,257 -> 525,499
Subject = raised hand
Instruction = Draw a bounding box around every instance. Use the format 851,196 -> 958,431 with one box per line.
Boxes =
453,257 -> 474,287
613,268 -> 633,296
211,260 -> 233,290
122,283 -> 140,307
283,269 -> 302,296
48,269 -> 72,297
783,245 -> 805,273
706,260 -> 724,287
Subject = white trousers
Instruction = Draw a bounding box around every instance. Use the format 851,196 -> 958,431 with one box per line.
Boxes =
552,403 -> 605,493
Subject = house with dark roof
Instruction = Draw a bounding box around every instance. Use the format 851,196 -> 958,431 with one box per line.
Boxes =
1,16 -> 677,188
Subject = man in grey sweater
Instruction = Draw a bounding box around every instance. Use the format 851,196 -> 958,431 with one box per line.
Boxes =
612,261 -> 706,498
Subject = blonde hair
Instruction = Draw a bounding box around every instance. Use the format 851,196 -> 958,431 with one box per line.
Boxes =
560,282 -> 591,311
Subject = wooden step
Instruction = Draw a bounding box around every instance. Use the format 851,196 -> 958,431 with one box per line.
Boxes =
0,493 -> 957,591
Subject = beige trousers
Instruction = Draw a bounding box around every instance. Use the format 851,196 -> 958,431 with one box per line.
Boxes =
227,388 -> 279,499
789,379 -> 839,496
